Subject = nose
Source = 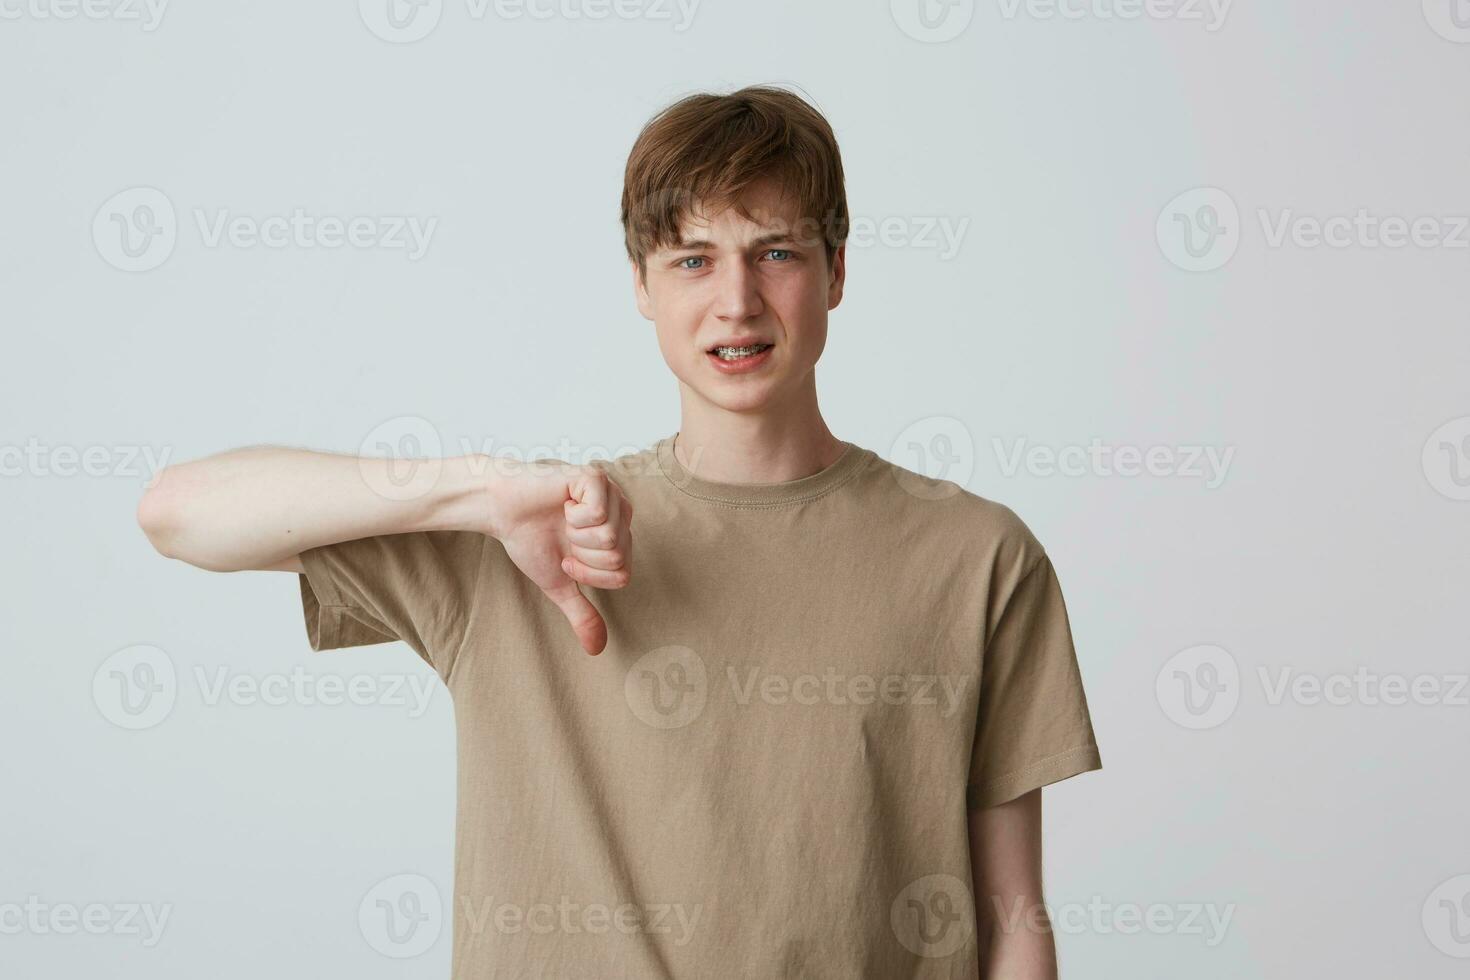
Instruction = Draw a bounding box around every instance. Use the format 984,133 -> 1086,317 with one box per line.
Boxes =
712,257 -> 765,322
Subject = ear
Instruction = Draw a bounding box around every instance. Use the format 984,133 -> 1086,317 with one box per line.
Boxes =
826,244 -> 846,311
632,260 -> 654,321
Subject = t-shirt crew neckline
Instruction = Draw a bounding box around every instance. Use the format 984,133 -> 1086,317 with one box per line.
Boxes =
655,432 -> 869,507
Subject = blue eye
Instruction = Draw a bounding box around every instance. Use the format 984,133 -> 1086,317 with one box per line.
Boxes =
676,250 -> 792,270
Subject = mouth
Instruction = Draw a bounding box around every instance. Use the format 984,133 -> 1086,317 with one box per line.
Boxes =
706,341 -> 774,362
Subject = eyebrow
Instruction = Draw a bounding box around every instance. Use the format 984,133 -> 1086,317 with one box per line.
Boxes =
664,232 -> 799,253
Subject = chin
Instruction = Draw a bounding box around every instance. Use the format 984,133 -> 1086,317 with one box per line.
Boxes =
688,378 -> 780,414
702,387 -> 775,413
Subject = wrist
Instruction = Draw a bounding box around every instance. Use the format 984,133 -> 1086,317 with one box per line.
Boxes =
423,454 -> 502,537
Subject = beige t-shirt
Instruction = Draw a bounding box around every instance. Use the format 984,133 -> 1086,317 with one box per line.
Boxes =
297,433 -> 1102,979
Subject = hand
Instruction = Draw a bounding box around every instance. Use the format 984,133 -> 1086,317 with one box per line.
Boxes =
484,458 -> 633,655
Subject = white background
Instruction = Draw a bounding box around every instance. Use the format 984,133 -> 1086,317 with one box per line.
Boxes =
2,1 -> 1468,977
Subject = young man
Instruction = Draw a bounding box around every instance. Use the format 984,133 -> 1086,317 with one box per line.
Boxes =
137,85 -> 1102,978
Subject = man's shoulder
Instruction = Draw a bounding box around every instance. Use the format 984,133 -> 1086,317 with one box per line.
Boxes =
861,449 -> 1048,572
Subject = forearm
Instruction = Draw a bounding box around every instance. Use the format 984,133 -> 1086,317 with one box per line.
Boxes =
136,446 -> 491,571
977,900 -> 1058,980
970,790 -> 1056,979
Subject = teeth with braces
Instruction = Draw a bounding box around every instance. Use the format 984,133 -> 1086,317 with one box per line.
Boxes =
713,344 -> 770,359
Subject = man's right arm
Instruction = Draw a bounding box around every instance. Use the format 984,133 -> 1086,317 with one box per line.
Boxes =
135,446 -> 493,573
134,445 -> 634,655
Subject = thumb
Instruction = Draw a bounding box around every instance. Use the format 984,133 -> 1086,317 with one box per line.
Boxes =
542,570 -> 608,656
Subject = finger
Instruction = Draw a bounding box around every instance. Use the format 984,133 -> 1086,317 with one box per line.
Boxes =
616,516 -> 631,570
564,473 -> 619,529
541,577 -> 607,655
565,520 -> 619,551
562,554 -> 631,590
568,541 -> 627,572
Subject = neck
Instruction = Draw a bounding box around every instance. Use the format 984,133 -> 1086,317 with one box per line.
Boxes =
673,389 -> 844,485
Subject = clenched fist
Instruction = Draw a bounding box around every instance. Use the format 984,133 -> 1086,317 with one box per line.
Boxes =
485,458 -> 633,656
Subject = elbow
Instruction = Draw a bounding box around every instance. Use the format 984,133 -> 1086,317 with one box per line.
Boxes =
136,474 -> 183,559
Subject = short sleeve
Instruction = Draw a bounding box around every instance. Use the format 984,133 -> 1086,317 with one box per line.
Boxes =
296,530 -> 487,681
966,553 -> 1102,809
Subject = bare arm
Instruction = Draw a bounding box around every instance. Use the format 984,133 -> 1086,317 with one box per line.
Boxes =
969,789 -> 1058,979
135,446 -> 634,654
135,447 -> 493,572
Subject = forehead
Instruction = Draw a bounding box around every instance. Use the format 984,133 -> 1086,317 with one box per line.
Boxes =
673,180 -> 806,241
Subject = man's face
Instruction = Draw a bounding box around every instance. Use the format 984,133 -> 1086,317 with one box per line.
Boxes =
632,180 -> 846,415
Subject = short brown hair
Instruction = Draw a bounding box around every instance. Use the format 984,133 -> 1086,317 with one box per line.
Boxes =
620,84 -> 849,282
